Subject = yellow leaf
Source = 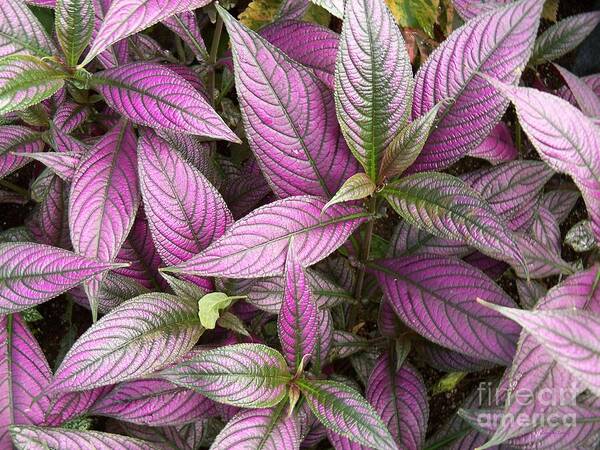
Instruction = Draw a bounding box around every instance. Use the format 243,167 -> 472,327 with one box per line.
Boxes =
239,0 -> 330,31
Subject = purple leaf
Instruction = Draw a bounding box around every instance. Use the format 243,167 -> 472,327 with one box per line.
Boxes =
370,255 -> 520,364
558,73 -> 600,105
554,64 -> 600,118
278,244 -> 318,369
48,293 -> 203,393
91,63 -> 239,141
417,342 -> 495,372
531,11 -> 600,64
515,279 -> 547,309
115,209 -> 164,290
218,268 -> 352,314
0,243 -> 121,315
53,101 -> 90,133
334,0 -> 412,181
313,309 -> 333,372
220,7 -> 358,198
166,196 -> 368,278
159,344 -> 291,408
211,406 -> 301,450
43,386 -> 113,426
84,0 -> 213,65
277,0 -> 309,20
410,0 -> 542,172
486,78 -> 600,242
367,355 -> 428,450
259,20 -> 338,88
138,129 -> 232,270
0,125 -> 44,180
481,301 -> 600,398
10,425 -> 154,449
162,13 -> 208,62
297,378 -> 397,450
31,175 -> 70,248
90,379 -> 217,426
92,0 -> 129,69
69,121 -> 139,317
220,157 -> 271,220
0,314 -> 51,447
541,189 -> 580,224
531,206 -> 561,251
0,0 -> 57,57
467,123 -> 518,165
381,172 -> 526,269
451,0 -> 510,20
19,151 -> 80,181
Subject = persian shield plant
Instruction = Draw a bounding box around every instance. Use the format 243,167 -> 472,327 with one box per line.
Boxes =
1,0 -> 600,448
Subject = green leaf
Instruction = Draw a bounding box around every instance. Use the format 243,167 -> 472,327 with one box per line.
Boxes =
198,292 -> 245,329
161,272 -> 207,301
55,0 -> 95,66
380,102 -> 443,180
323,173 -> 376,212
386,0 -> 440,37
0,55 -> 66,115
296,378 -> 397,449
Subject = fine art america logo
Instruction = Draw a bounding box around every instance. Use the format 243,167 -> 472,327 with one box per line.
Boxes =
473,381 -> 582,429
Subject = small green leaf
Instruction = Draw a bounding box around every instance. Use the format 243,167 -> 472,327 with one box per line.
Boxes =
386,0 -> 440,38
198,292 -> 246,329
55,0 -> 95,66
161,272 -> 207,301
217,311 -> 251,337
432,371 -> 466,396
380,101 -> 443,181
322,173 -> 376,212
0,55 -> 66,115
239,0 -> 329,30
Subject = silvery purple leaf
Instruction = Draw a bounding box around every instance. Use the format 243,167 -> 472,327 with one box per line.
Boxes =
486,78 -> 600,242
0,126 -> 44,179
381,172 -> 526,269
541,190 -> 580,224
112,420 -> 213,450
0,314 -> 51,447
138,129 -> 232,271
31,175 -> 70,248
20,151 -> 79,181
331,331 -> 368,360
159,344 -> 291,408
512,234 -> 574,279
313,309 -> 333,372
531,206 -> 561,251
55,0 -> 95,66
388,220 -> 470,258
211,406 -> 301,450
43,386 -> 113,426
53,102 -> 90,136
166,196 -> 368,278
220,7 -> 358,198
83,0 -> 213,65
515,279 -> 546,309
115,209 -> 164,290
417,342 -> 495,372
335,0 -> 412,181
220,158 -> 271,220
297,378 -> 397,450
90,379 -> 217,426
0,0 -> 57,58
451,0 -> 510,20
310,0 -> 343,17
0,243 -> 121,315
558,73 -> 600,105
163,13 -> 208,62
481,301 -> 600,397
467,123 -> 518,165
0,56 -> 66,116
48,293 -> 203,393
410,0 -> 541,172
531,11 -> 600,64
259,20 -> 338,88
366,355 -> 428,450
278,245 -> 318,369
92,63 -> 239,141
554,64 -> 600,118
10,425 -> 154,449
370,255 -> 520,364
92,0 -> 129,69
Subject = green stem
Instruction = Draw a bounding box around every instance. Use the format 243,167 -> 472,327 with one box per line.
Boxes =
0,179 -> 29,198
208,16 -> 224,107
351,196 -> 377,323
515,119 -> 522,153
